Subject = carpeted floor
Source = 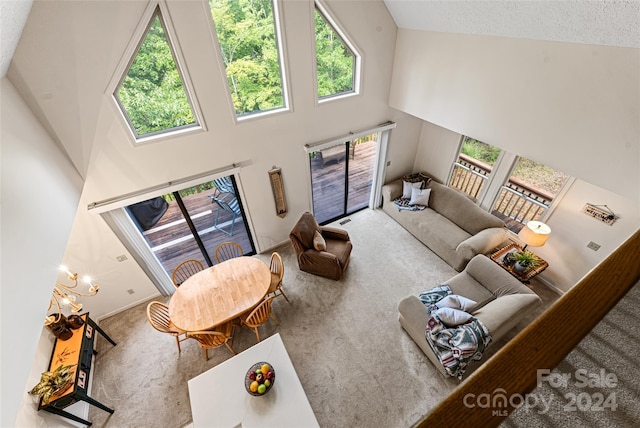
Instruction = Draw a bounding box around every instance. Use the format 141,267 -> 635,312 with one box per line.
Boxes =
87,208 -> 558,427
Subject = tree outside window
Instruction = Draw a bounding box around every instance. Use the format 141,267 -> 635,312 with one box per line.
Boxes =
315,6 -> 356,99
209,0 -> 285,117
115,10 -> 197,138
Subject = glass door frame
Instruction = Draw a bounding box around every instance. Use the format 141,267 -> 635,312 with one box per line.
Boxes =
90,166 -> 259,295
304,122 -> 396,223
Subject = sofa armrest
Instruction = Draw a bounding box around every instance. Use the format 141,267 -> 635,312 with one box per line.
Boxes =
456,227 -> 509,260
473,294 -> 541,341
320,226 -> 350,241
464,254 -> 535,297
398,295 -> 448,377
381,180 -> 402,202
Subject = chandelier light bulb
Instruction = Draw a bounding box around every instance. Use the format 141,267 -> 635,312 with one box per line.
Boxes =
46,266 -> 101,326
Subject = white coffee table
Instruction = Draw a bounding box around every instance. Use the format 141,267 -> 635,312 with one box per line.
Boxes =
188,333 -> 319,428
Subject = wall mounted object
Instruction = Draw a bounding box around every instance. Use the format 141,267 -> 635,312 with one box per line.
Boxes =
582,203 -> 618,226
268,166 -> 287,218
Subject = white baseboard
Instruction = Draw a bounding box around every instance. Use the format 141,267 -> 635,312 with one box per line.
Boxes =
536,274 -> 565,295
258,239 -> 291,255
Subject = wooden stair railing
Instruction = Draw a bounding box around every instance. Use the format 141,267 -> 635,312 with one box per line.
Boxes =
416,229 -> 640,428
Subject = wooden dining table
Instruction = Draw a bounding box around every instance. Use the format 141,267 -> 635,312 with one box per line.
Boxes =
169,256 -> 271,332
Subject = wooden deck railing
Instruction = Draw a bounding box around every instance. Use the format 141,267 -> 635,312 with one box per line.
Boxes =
449,154 -> 553,226
449,154 -> 491,201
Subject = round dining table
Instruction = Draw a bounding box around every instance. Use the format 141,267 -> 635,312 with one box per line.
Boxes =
169,256 -> 271,332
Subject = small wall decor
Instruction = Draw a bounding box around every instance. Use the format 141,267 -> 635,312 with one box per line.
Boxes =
268,166 -> 287,218
582,203 -> 618,226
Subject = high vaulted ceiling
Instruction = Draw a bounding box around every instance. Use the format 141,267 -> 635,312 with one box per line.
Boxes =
2,1 -> 638,79
384,0 -> 640,48
0,0 -> 34,77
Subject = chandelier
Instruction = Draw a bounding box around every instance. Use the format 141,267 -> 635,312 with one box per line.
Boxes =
44,266 -> 99,326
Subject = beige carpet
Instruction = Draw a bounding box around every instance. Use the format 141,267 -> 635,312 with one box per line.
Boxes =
87,208 -> 558,427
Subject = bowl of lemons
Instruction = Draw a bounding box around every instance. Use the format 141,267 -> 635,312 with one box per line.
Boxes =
245,362 -> 275,396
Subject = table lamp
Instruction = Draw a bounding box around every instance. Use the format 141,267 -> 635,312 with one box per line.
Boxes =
518,221 -> 551,250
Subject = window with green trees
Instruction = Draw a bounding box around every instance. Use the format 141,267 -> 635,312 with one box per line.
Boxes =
209,0 -> 286,117
115,8 -> 197,138
315,5 -> 357,99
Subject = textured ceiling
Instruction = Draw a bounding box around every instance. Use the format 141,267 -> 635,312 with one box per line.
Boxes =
0,0 -> 33,77
384,0 -> 640,48
1,1 -> 638,79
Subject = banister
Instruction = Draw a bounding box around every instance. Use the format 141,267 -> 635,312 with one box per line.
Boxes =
415,228 -> 640,428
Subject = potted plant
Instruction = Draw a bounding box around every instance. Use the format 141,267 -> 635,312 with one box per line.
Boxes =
28,364 -> 75,404
512,250 -> 542,273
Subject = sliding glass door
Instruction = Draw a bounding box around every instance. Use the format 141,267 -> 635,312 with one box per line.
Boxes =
125,175 -> 255,277
310,134 -> 378,224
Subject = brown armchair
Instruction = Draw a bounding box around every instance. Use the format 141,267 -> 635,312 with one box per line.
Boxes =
289,212 -> 352,280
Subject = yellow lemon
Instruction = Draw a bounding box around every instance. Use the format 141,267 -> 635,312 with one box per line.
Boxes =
261,364 -> 270,374
249,381 -> 259,392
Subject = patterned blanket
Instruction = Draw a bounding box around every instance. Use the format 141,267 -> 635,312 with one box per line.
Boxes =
419,286 -> 492,379
393,197 -> 426,211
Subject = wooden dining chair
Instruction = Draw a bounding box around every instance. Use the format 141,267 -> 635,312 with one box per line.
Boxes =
146,301 -> 188,353
240,297 -> 279,343
171,259 -> 204,289
186,322 -> 236,360
267,252 -> 289,302
215,241 -> 243,263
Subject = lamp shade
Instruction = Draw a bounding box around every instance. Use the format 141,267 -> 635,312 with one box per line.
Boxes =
518,221 -> 551,248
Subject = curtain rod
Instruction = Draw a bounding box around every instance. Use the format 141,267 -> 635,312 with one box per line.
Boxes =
87,163 -> 241,214
305,120 -> 396,151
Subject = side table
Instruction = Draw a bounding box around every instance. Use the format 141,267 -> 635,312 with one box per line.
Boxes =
39,313 -> 116,426
490,243 -> 548,283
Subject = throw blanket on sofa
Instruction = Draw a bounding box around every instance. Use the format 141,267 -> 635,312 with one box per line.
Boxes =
393,197 -> 426,211
419,285 -> 491,379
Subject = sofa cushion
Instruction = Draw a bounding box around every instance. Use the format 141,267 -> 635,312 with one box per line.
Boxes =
428,182 -> 504,235
418,213 -> 471,252
447,271 -> 496,310
464,255 -> 536,298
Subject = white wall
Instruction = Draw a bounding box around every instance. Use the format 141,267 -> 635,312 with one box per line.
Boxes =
389,29 -> 640,202
414,120 -> 640,292
3,5 -> 422,424
0,77 -> 84,427
7,0 -> 422,324
414,120 -> 460,182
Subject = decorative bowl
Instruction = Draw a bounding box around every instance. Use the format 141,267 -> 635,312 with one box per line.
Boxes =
244,361 -> 275,396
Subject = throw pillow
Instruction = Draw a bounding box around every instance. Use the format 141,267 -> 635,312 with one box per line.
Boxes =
313,230 -> 326,251
402,180 -> 422,199
436,295 -> 477,312
409,187 -> 431,206
434,307 -> 473,327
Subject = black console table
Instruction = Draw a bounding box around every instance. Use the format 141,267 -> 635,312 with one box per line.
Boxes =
39,313 -> 116,426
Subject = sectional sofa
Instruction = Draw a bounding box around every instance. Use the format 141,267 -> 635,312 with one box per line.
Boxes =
398,254 -> 542,377
381,176 -> 509,271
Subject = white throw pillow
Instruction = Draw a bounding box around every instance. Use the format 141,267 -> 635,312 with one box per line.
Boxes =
409,187 -> 431,206
436,295 -> 477,312
402,180 -> 422,199
435,307 -> 473,327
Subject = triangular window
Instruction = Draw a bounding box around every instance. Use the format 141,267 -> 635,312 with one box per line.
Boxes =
208,0 -> 287,118
315,4 -> 358,100
115,8 -> 198,139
